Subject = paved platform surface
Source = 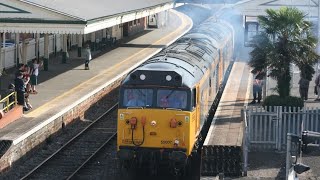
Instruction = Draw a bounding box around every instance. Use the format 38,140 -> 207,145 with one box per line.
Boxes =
204,60 -> 249,147
0,9 -> 192,142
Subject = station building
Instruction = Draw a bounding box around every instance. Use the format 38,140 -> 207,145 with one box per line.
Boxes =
0,0 -> 175,71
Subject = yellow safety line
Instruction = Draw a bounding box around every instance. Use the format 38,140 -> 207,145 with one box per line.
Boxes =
26,11 -> 190,117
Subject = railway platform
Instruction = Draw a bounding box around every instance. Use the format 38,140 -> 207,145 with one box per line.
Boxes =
0,9 -> 193,171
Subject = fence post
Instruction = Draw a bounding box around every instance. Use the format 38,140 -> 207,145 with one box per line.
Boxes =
248,107 -> 252,145
286,133 -> 292,180
243,106 -> 248,176
277,106 -> 283,151
302,107 -> 306,136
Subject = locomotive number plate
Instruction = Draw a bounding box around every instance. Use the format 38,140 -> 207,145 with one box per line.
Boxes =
161,140 -> 172,144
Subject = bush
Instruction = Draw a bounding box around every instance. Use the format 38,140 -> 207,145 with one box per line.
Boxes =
262,95 -> 304,111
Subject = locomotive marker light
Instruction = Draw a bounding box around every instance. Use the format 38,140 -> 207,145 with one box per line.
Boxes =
140,74 -> 146,80
166,75 -> 172,81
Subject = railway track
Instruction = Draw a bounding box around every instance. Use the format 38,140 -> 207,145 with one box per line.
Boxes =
21,103 -> 118,180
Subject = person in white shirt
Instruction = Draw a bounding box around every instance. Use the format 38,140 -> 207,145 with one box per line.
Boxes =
30,59 -> 42,94
84,44 -> 92,70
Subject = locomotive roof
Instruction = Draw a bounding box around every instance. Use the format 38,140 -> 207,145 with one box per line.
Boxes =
121,20 -> 233,88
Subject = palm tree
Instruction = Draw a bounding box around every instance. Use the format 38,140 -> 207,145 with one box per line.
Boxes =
249,7 -> 320,98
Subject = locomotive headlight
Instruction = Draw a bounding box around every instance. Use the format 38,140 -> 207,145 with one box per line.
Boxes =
166,75 -> 172,81
174,139 -> 179,147
151,120 -> 157,126
140,74 -> 146,80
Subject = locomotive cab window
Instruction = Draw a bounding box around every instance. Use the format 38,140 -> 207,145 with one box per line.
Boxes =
157,89 -> 188,109
122,88 -> 153,107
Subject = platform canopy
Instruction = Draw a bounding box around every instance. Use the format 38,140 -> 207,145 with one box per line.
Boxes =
0,0 -> 174,34
232,0 -> 319,21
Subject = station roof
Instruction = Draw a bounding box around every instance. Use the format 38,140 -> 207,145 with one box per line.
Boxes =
0,0 -> 174,34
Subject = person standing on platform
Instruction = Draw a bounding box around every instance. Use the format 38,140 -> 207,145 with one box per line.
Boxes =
14,72 -> 29,111
315,74 -> 320,101
250,70 -> 264,104
84,44 -> 92,70
30,59 -> 43,94
298,73 -> 310,101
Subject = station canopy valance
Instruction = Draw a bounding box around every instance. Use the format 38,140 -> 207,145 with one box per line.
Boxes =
0,0 -> 174,34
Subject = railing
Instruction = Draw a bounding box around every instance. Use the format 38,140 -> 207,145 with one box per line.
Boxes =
0,92 -> 17,113
244,106 -> 320,151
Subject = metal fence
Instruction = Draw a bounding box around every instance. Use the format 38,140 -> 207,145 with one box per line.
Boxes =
243,106 -> 320,151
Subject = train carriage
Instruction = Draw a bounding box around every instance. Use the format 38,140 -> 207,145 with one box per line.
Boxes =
117,18 -> 234,175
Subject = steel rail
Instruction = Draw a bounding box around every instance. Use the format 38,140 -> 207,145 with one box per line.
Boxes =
66,133 -> 117,180
21,103 -> 118,179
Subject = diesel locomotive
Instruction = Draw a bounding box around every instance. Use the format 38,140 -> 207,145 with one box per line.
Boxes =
117,17 -> 234,175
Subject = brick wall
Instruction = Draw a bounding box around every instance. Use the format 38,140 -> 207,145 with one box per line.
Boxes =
0,78 -> 123,172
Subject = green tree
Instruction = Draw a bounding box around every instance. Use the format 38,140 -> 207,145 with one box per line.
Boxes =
249,7 -> 320,97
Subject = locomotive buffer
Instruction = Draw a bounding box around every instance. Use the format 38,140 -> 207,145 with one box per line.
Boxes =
202,62 -> 249,177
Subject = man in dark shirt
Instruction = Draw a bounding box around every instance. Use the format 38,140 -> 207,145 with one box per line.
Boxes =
14,72 -> 27,110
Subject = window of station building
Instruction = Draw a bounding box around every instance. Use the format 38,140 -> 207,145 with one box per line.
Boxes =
157,89 -> 187,109
244,16 -> 259,47
129,21 -> 133,26
123,88 -> 153,107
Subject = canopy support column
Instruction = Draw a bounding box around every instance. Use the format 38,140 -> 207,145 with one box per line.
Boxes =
15,33 -> 20,67
77,34 -> 82,57
35,33 -> 40,61
0,33 -> 5,74
22,36 -> 28,65
62,34 -> 68,63
90,32 -> 95,51
43,34 -> 49,71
